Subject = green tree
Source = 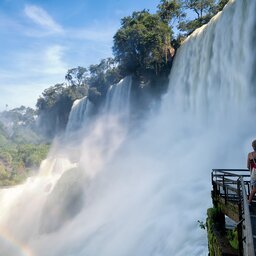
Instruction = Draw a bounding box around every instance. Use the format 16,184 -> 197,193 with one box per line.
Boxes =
0,164 -> 8,179
0,106 -> 43,144
113,10 -> 172,76
87,58 -> 122,104
36,83 -> 87,138
177,0 -> 223,35
157,0 -> 184,25
178,14 -> 212,34
182,0 -> 216,19
1,106 -> 36,128
65,66 -> 88,88
17,144 -> 49,168
217,0 -> 229,11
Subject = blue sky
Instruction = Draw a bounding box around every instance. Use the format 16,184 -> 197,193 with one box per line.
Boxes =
0,0 -> 160,110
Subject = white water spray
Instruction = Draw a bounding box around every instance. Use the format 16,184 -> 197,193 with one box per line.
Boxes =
0,0 -> 256,255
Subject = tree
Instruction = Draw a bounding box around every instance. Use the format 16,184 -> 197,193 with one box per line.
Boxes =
217,0 -> 229,11
36,83 -> 87,138
0,106 -> 41,144
88,58 -> 120,89
178,14 -> 212,34
182,0 -> 216,19
157,0 -> 184,25
113,10 -> 172,76
87,58 -> 122,104
65,66 -> 88,87
177,0 -> 221,35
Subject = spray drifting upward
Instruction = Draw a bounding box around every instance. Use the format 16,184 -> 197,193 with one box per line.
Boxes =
0,0 -> 256,255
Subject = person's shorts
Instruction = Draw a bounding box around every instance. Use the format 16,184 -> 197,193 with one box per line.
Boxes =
251,179 -> 256,188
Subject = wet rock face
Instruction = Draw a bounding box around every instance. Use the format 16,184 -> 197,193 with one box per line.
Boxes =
40,168 -> 85,233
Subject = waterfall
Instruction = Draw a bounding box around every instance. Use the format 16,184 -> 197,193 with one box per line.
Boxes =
65,96 -> 92,133
105,76 -> 132,116
66,76 -> 132,135
168,0 -> 255,120
0,0 -> 256,255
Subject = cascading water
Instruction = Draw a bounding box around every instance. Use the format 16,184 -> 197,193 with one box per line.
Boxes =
66,76 -> 132,136
105,76 -> 132,116
65,96 -> 91,133
0,0 -> 256,255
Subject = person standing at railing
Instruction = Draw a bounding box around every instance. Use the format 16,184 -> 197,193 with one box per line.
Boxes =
248,139 -> 256,205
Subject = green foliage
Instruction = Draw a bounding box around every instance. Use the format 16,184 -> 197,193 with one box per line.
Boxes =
178,14 -> 212,34
1,106 -> 36,127
113,10 -> 172,75
206,207 -> 239,255
178,0 -> 228,35
0,106 -> 45,145
217,0 -> 229,11
157,0 -> 184,25
11,127 -> 41,144
87,58 -> 122,103
0,142 -> 50,187
17,144 -> 50,168
226,229 -> 238,250
0,134 -> 7,145
37,83 -> 68,110
36,82 -> 87,138
207,207 -> 222,224
0,151 -> 12,165
0,163 -> 9,179
65,66 -> 88,87
182,0 -> 216,19
207,207 -> 223,256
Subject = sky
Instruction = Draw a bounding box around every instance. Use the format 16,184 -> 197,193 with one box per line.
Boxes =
0,0 -> 160,111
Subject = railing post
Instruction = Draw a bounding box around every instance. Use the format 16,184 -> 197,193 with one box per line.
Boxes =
241,177 -> 255,256
223,175 -> 227,204
211,170 -> 218,207
237,178 -> 244,256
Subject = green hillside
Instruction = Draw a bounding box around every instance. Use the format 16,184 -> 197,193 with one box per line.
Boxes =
0,107 -> 50,186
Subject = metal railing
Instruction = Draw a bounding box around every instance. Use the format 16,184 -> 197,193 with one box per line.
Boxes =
211,169 -> 254,256
239,177 -> 254,256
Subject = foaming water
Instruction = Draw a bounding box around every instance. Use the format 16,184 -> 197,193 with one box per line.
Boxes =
0,0 -> 256,255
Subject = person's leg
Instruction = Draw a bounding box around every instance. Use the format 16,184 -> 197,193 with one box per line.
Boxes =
248,186 -> 256,204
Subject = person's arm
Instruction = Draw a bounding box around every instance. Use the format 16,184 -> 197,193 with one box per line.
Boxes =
247,153 -> 251,170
